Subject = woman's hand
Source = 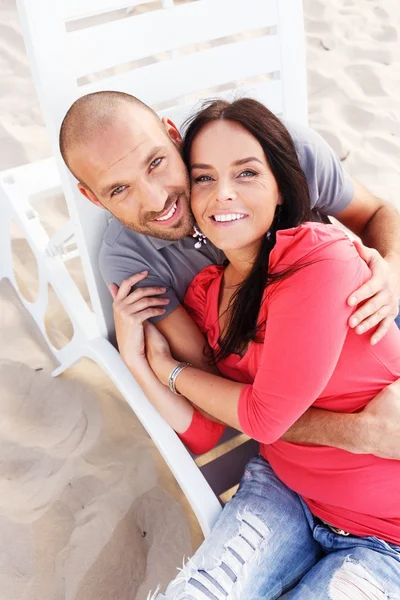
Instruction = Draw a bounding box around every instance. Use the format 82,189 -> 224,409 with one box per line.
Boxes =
144,322 -> 178,386
109,271 -> 170,370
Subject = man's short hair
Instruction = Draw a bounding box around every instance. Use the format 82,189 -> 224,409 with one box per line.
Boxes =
59,91 -> 157,183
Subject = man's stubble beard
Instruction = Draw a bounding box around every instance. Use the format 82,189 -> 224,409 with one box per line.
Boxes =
119,191 -> 195,241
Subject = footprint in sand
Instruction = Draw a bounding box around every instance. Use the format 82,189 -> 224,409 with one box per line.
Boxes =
0,361 -> 102,458
0,516 -> 35,598
367,136 -> 400,162
372,6 -> 389,21
350,46 -> 392,66
345,64 -> 386,97
74,502 -> 148,600
371,24 -> 398,43
341,105 -> 375,130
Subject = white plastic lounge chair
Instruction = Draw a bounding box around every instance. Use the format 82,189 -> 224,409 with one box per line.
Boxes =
0,0 -> 308,538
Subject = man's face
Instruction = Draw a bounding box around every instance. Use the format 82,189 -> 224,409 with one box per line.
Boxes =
72,107 -> 194,240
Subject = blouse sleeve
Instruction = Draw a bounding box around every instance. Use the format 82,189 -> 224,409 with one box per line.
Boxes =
238,225 -> 370,445
178,409 -> 226,455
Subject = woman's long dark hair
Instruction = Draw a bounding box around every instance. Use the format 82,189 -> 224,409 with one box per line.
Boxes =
182,98 -> 316,361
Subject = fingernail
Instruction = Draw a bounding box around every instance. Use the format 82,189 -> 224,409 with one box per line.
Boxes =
140,270 -> 148,275
350,317 -> 358,327
371,337 -> 377,345
357,325 -> 365,334
348,296 -> 357,306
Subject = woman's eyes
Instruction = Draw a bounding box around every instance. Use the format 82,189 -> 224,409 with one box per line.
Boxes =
238,170 -> 257,178
111,185 -> 127,197
193,170 -> 257,183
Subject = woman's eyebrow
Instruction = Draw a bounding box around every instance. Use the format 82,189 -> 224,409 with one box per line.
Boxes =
191,156 -> 264,170
233,156 -> 264,167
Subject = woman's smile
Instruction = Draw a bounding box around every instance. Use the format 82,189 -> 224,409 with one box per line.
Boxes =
208,211 -> 249,226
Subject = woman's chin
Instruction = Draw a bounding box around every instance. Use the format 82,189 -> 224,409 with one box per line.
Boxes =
208,238 -> 254,254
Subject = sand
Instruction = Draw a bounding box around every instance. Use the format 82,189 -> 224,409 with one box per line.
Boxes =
0,0 -> 399,598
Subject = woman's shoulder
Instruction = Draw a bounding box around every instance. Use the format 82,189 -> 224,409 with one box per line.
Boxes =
269,222 -> 358,271
184,264 -> 224,308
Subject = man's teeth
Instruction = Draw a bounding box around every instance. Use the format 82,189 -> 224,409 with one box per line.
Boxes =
212,213 -> 246,222
156,203 -> 177,221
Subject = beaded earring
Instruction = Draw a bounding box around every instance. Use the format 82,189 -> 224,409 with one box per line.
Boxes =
193,224 -> 207,249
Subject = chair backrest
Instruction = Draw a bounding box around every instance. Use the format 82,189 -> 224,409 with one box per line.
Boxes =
16,0 -> 308,339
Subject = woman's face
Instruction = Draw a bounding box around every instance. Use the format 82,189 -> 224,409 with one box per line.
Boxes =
190,120 -> 281,253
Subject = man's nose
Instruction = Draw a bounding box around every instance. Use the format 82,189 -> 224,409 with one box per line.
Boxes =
140,180 -> 169,212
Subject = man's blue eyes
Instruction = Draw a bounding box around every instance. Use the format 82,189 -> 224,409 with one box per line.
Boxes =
150,157 -> 163,169
110,158 -> 164,196
111,185 -> 126,196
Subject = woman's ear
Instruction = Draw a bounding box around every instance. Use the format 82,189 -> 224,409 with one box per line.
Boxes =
161,117 -> 183,148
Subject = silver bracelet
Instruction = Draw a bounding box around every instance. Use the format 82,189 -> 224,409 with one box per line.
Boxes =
168,362 -> 191,395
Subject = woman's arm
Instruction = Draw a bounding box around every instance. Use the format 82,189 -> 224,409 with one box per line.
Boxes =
110,273 -> 226,453
123,331 -> 226,453
149,236 -> 368,444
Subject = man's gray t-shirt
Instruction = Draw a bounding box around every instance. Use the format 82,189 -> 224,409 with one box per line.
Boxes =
99,121 -> 354,321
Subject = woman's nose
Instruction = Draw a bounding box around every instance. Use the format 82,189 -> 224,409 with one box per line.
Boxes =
215,180 -> 236,203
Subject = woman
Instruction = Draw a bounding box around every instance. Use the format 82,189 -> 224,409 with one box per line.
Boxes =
116,99 -> 400,599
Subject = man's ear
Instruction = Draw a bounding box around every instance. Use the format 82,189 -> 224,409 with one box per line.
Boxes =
161,117 -> 183,148
77,183 -> 103,208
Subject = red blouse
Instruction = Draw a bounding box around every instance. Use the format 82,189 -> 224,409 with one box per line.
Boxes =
180,223 -> 400,545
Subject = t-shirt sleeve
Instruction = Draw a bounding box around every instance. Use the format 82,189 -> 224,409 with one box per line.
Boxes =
99,239 -> 180,323
238,225 -> 370,444
290,123 -> 354,216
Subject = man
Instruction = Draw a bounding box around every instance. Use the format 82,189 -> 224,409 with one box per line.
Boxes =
59,90 -> 400,459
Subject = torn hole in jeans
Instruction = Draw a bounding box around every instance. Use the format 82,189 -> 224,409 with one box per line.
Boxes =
149,509 -> 271,600
329,556 -> 388,600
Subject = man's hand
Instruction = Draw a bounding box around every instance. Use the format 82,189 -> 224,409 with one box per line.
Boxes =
348,240 -> 400,345
109,272 -> 169,368
357,380 -> 400,459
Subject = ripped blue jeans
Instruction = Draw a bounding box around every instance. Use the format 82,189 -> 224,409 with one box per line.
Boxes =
395,306 -> 400,329
151,457 -> 400,600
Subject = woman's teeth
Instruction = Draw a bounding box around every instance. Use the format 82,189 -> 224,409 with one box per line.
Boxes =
156,203 -> 177,221
212,213 -> 246,222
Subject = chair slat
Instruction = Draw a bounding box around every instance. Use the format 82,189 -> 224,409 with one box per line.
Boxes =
200,439 -> 259,498
82,35 -> 280,107
60,0 -> 154,22
157,80 -> 283,128
68,0 -> 279,79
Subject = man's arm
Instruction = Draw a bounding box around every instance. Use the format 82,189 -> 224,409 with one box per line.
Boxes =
156,304 -> 218,374
291,123 -> 400,342
335,180 -> 400,343
282,379 -> 400,459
